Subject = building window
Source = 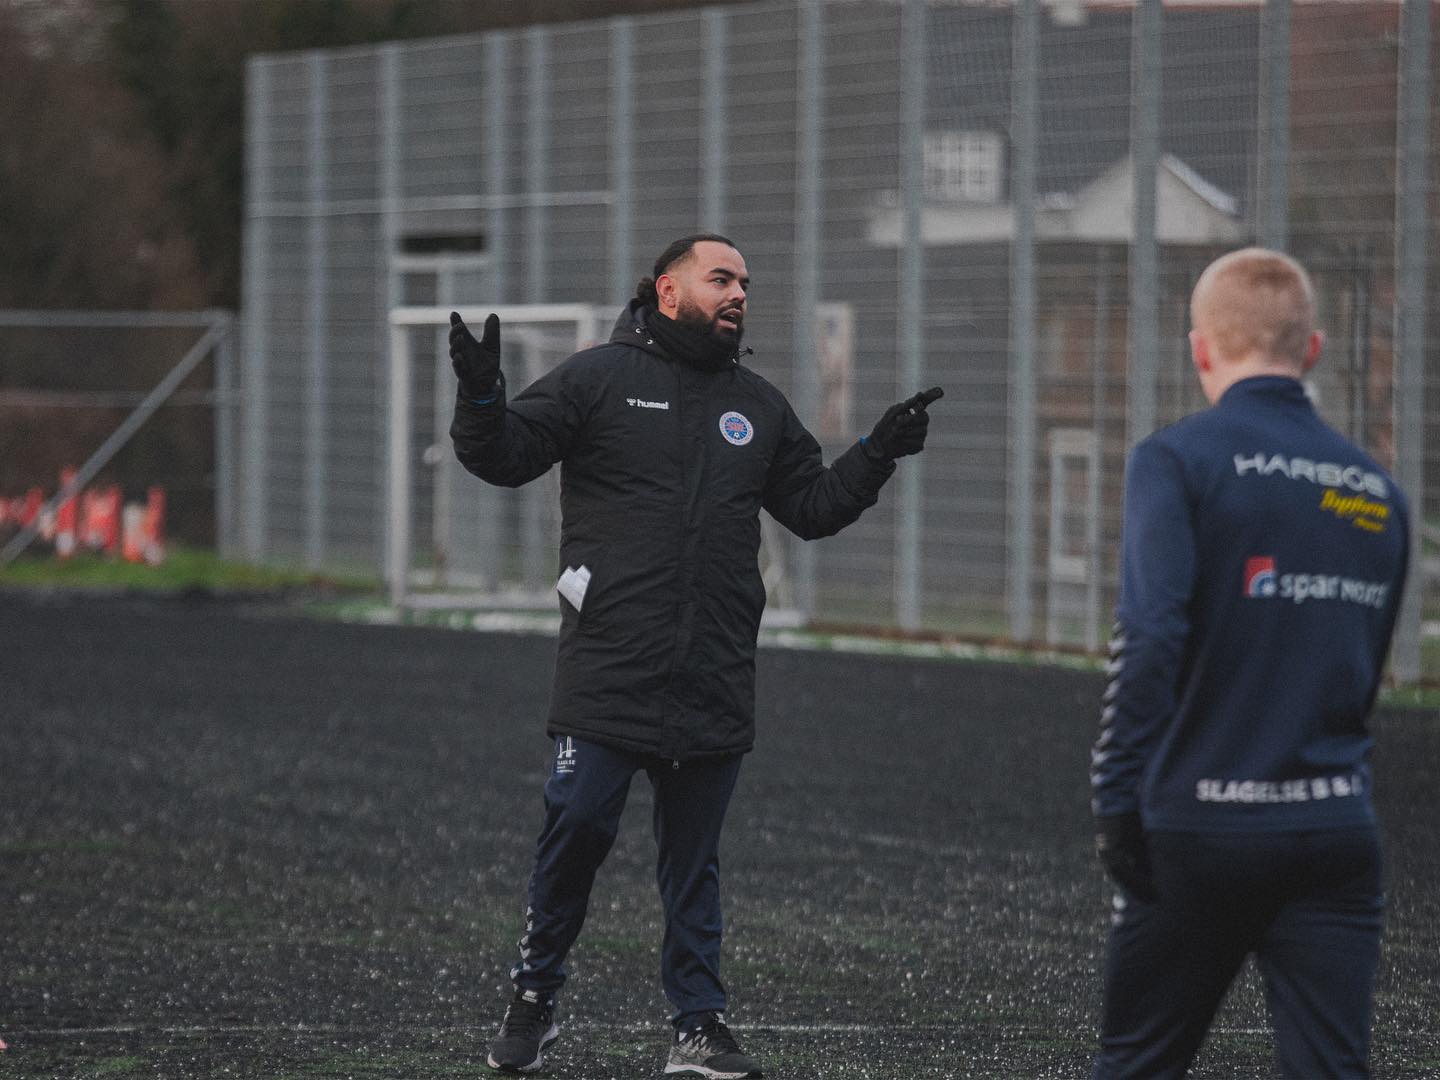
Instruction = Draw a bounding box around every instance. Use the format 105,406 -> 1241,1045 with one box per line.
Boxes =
924,130 -> 1004,204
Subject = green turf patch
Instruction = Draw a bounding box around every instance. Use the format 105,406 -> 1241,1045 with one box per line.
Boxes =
6,544 -> 1438,688
0,547 -> 378,595
1381,685 -> 1440,711
91,1058 -> 147,1076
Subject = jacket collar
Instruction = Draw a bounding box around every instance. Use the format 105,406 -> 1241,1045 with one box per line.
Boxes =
1219,375 -> 1311,407
611,300 -> 748,371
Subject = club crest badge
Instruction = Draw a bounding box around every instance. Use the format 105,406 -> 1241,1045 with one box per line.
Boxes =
719,411 -> 754,446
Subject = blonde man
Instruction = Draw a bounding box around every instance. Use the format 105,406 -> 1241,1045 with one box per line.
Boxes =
1090,248 -> 1409,1078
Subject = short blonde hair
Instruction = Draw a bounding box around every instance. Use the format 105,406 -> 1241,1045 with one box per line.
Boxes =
1190,247 -> 1317,366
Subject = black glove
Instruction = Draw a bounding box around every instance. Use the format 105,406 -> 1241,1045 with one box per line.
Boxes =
450,312 -> 504,403
863,386 -> 943,461
1095,812 -> 1158,902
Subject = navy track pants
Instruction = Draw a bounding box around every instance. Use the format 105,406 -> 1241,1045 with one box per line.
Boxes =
1094,827 -> 1383,1079
510,736 -> 743,1025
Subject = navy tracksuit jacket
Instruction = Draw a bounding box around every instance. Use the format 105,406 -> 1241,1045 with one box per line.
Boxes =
1090,375 -> 1410,1079
1092,376 -> 1409,833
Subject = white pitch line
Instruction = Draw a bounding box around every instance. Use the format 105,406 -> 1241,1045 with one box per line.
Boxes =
778,820 -> 986,861
7,1022 -> 1428,1039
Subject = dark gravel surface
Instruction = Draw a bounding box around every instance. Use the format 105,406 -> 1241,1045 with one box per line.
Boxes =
2,590 -> 1437,1078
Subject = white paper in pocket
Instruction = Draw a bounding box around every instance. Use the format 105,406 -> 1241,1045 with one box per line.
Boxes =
556,565 -> 591,612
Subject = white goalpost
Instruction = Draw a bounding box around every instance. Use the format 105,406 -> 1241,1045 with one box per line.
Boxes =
384,302 -> 802,628
386,304 -> 608,610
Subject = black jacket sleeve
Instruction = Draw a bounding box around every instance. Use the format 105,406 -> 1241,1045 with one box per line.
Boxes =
762,402 -> 895,540
450,361 -> 584,488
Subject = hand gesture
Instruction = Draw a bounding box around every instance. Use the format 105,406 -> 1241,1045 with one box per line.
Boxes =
1094,812 -> 1158,903
449,312 -> 504,403
864,385 -> 943,461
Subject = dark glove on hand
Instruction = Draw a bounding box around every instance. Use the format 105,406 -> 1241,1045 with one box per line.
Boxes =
1095,812 -> 1158,902
863,386 -> 944,461
450,312 -> 504,403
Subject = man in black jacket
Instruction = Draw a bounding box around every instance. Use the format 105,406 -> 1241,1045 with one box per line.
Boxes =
450,234 -> 940,1077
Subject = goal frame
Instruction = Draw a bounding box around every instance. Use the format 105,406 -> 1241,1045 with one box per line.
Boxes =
385,304 -> 607,608
384,302 -> 803,629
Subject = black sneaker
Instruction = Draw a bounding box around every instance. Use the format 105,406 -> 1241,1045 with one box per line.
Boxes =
486,988 -> 559,1074
664,1013 -> 763,1078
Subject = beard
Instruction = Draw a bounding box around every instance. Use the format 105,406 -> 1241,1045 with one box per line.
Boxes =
675,296 -> 745,347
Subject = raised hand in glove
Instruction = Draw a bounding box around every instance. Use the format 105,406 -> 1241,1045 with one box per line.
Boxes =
863,386 -> 944,462
1095,812 -> 1158,902
449,312 -> 504,403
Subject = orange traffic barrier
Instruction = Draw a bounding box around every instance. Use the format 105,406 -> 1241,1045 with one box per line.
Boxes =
20,488 -> 42,528
143,486 -> 166,565
81,485 -> 122,554
55,467 -> 79,558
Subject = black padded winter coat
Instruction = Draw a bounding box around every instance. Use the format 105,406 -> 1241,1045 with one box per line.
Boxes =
451,301 -> 895,761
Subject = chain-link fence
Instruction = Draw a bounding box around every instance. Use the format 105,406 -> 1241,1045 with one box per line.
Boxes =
0,312 -> 236,560
239,0 -> 1438,680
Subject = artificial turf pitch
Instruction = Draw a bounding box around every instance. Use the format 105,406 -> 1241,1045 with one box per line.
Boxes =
2,591 -> 1438,1078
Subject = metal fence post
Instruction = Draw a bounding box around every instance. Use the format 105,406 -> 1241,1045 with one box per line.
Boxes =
896,0 -> 926,631
241,57 -> 272,562
1007,0 -> 1040,644
1392,0 -> 1430,685
305,51 -> 330,570
213,316 -> 238,558
485,33 -> 511,305
387,321 -> 411,607
702,9 -> 728,233
793,0 -> 823,623
525,27 -> 549,306
522,27 -> 552,591
378,43 -> 402,581
477,32 -> 511,587
610,18 -> 635,310
1258,0 -> 1291,250
1127,0 -> 1161,451
1089,247 -> 1113,650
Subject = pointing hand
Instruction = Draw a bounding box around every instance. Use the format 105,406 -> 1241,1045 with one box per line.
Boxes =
864,385 -> 943,461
